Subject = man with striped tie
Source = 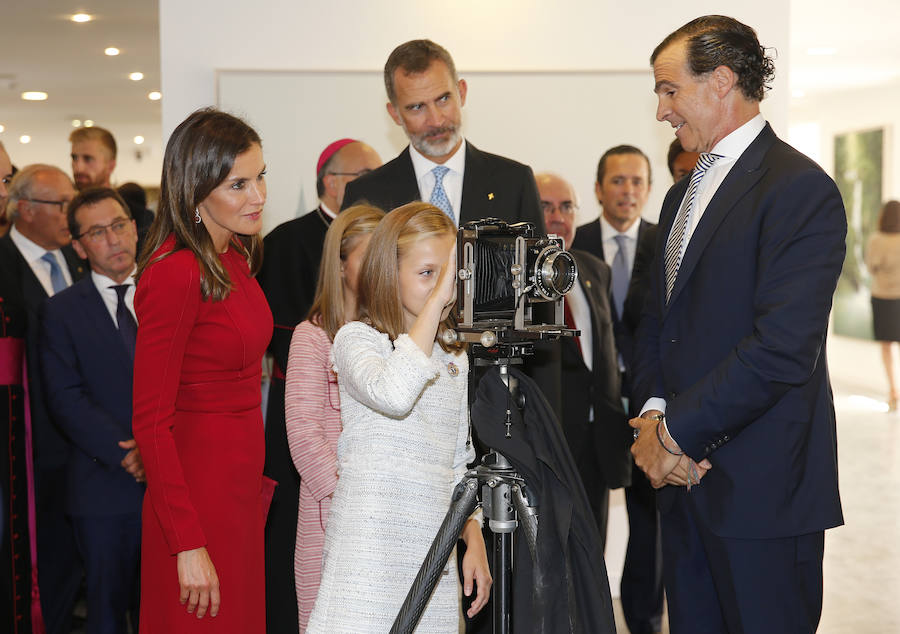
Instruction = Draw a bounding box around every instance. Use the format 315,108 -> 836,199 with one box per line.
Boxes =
629,16 -> 846,633
40,187 -> 144,633
0,164 -> 86,634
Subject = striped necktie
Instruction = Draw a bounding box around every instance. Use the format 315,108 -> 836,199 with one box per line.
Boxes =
663,152 -> 721,302
429,165 -> 455,225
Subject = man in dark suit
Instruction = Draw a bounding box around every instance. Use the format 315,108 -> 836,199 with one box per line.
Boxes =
537,173 -> 630,552
257,138 -> 381,634
341,39 -> 544,232
571,145 -> 663,634
1,164 -> 86,634
41,187 -> 144,633
630,16 -> 846,633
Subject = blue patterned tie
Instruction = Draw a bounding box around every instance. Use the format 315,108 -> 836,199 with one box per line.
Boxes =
664,152 -> 721,302
112,285 -> 138,359
429,165 -> 455,225
40,252 -> 68,295
611,234 -> 629,318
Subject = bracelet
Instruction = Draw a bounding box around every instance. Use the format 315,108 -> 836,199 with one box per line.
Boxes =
655,420 -> 684,456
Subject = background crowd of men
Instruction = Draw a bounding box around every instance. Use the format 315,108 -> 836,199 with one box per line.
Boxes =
1,13 -> 844,634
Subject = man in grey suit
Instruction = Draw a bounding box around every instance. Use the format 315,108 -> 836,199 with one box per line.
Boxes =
537,172 -> 630,552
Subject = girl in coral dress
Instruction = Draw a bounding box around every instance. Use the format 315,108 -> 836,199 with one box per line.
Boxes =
132,108 -> 273,633
284,204 -> 384,631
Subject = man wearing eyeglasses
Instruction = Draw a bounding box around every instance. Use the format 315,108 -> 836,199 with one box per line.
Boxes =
537,172 -> 630,554
0,164 -> 86,634
256,137 -> 381,634
40,187 -> 143,633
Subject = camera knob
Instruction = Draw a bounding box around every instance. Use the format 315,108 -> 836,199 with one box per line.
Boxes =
510,264 -> 522,275
458,268 -> 472,280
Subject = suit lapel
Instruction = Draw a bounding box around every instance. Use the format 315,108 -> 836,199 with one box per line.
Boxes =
394,147 -> 422,204
665,125 -> 776,310
459,143 -> 499,224
78,278 -> 132,370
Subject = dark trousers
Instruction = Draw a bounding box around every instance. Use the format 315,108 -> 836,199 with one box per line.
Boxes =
35,466 -> 82,634
72,513 -> 141,634
621,466 -> 664,634
262,377 -> 300,634
661,488 -> 824,634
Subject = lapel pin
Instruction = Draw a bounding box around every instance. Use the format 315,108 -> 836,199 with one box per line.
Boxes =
487,192 -> 494,200
585,280 -> 591,288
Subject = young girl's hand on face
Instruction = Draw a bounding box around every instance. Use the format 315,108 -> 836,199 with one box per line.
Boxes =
431,238 -> 457,313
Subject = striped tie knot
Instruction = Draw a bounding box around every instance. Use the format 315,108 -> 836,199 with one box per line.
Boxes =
429,165 -> 455,224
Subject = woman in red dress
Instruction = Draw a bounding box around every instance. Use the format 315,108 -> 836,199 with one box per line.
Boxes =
132,108 -> 273,632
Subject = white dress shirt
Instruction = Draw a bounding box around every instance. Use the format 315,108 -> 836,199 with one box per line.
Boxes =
91,268 -> 138,327
319,200 -> 338,220
566,281 -> 593,373
642,114 -> 767,431
409,140 -> 467,226
598,212 -> 641,275
9,225 -> 74,296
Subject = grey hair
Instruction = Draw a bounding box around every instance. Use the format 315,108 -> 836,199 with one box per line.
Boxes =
5,164 -> 69,222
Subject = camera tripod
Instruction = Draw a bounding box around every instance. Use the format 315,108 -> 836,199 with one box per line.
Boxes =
390,361 -> 538,634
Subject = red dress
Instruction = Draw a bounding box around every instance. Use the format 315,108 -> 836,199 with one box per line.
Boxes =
132,236 -> 273,632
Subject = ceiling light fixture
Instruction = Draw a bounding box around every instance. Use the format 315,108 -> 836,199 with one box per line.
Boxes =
134,136 -> 145,145
22,91 -> 48,101
84,120 -> 94,127
72,119 -> 82,127
129,72 -> 144,81
807,47 -> 837,56
20,135 -> 31,144
71,13 -> 92,23
105,47 -> 120,56
0,124 -> 5,133
148,91 -> 161,101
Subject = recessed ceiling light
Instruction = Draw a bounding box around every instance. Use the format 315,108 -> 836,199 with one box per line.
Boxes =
807,47 -> 837,56
22,91 -> 48,101
104,47 -> 120,56
72,119 -> 82,127
20,135 -> 31,144
0,124 -> 5,133
148,91 -> 161,101
134,136 -> 145,145
71,13 -> 92,23
84,120 -> 94,127
129,72 -> 144,81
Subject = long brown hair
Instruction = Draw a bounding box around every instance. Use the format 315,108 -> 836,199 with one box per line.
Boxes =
136,108 -> 263,301
357,202 -> 462,352
308,204 -> 384,340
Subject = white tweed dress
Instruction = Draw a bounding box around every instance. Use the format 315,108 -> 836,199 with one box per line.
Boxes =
306,321 -> 473,633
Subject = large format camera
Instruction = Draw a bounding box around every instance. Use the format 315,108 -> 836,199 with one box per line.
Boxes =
453,218 -> 578,346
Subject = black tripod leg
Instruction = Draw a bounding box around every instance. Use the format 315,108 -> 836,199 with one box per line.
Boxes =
492,531 -> 512,634
511,485 -> 538,564
391,476 -> 480,634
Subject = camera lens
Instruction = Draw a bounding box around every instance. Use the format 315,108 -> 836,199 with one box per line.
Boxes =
533,247 -> 577,300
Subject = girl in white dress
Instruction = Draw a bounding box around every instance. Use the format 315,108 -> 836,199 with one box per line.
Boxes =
307,202 -> 491,633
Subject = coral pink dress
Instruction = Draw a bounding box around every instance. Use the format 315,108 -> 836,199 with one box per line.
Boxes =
133,236 -> 273,633
284,320 -> 342,631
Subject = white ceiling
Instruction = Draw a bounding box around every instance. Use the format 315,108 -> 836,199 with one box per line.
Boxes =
1,1 -> 897,161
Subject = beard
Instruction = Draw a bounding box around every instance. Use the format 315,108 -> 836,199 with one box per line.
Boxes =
404,121 -> 463,159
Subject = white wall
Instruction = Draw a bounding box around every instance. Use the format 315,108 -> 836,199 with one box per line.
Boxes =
160,0 -> 790,230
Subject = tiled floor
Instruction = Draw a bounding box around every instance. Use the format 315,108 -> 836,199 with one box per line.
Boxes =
609,334 -> 900,633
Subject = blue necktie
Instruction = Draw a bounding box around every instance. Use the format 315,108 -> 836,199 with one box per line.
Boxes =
663,152 -> 722,302
112,285 -> 137,359
40,252 -> 67,295
429,165 -> 455,225
611,234 -> 629,318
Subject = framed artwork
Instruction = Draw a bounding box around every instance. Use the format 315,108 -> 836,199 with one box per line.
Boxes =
831,127 -> 884,339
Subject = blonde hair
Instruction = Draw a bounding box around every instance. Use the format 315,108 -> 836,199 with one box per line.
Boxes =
357,202 -> 462,352
308,204 -> 385,340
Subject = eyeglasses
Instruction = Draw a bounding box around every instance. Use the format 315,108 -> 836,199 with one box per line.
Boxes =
76,218 -> 132,242
327,169 -> 373,177
26,198 -> 71,213
540,201 -> 578,216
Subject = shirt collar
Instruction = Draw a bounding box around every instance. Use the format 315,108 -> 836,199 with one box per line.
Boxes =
409,138 -> 467,182
598,211 -> 641,242
9,224 -> 60,264
710,113 -> 766,160
319,200 -> 337,219
92,267 -> 137,293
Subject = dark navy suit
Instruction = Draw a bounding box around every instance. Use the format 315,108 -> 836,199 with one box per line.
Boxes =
633,123 -> 846,633
40,276 -> 144,633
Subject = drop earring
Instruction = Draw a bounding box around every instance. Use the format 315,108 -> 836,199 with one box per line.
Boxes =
194,207 -> 201,224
